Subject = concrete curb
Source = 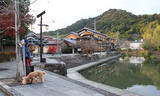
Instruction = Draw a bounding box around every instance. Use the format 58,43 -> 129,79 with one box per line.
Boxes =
0,81 -> 23,96
67,55 -> 141,96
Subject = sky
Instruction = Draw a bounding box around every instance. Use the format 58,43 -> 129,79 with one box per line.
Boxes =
29,0 -> 160,33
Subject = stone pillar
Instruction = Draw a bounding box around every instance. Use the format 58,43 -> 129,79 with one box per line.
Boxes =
72,48 -> 75,54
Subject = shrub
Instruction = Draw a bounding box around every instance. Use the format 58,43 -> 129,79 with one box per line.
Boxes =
61,47 -> 73,53
121,53 -> 126,59
150,55 -> 157,60
0,52 -> 16,62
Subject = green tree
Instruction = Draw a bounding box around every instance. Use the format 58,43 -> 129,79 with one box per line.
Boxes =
142,21 -> 160,51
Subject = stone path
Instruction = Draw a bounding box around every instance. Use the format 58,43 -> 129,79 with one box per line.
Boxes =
0,61 -> 24,79
13,71 -> 117,96
0,90 -> 6,96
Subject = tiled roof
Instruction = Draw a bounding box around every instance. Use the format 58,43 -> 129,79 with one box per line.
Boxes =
78,27 -> 114,39
70,32 -> 79,36
63,38 -> 76,45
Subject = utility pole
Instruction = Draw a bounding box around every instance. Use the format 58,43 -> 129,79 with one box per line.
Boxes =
94,19 -> 96,31
15,0 -> 21,81
56,30 -> 58,54
37,11 -> 46,62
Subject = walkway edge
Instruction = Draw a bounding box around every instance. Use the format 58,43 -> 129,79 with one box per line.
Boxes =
67,55 -> 141,96
0,81 -> 23,96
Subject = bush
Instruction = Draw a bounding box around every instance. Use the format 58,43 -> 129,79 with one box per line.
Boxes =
121,53 -> 126,59
0,52 -> 16,62
61,47 -> 73,53
142,43 -> 149,50
140,50 -> 148,57
150,55 -> 157,60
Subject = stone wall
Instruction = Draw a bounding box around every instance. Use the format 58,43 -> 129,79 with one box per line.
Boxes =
35,62 -> 67,76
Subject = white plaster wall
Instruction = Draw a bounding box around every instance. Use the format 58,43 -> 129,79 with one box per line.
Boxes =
130,43 -> 143,50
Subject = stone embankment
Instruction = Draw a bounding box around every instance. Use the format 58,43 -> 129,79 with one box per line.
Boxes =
53,53 -> 118,69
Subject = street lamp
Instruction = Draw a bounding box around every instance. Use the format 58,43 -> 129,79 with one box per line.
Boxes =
37,24 -> 49,29
37,11 -> 46,62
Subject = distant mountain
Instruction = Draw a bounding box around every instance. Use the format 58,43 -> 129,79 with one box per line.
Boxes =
44,9 -> 160,40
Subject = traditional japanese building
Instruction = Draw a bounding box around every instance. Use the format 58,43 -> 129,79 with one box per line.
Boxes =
64,27 -> 116,53
65,32 -> 79,40
26,32 -> 62,54
64,32 -> 78,47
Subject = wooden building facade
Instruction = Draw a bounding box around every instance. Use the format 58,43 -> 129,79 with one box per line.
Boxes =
64,27 -> 116,53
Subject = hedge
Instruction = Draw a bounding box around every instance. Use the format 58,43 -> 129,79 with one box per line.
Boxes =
0,52 -> 16,62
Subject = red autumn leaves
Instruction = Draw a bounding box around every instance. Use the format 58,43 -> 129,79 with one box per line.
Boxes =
48,45 -> 57,54
0,8 -> 32,38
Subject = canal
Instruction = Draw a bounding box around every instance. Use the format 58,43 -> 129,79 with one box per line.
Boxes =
80,56 -> 160,96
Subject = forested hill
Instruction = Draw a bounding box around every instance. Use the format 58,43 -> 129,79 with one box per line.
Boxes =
44,9 -> 160,40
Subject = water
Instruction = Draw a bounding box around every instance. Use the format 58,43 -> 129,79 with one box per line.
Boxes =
80,56 -> 160,96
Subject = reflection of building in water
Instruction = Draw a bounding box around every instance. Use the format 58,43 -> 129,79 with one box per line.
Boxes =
130,39 -> 143,50
129,56 -> 145,65
119,56 -> 145,66
119,57 -> 129,62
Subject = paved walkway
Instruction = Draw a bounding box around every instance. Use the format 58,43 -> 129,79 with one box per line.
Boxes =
0,56 -> 60,79
0,61 -> 24,79
13,71 -> 117,96
0,90 -> 6,96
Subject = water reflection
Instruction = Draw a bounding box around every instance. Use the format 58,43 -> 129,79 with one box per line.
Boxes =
80,56 -> 160,96
119,56 -> 145,65
129,56 -> 145,64
126,85 -> 160,96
